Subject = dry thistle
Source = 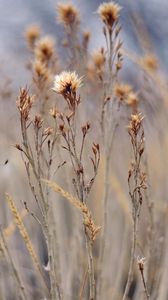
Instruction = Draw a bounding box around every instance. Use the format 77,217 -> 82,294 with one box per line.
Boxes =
25,24 -> 40,49
97,1 -> 122,29
34,36 -> 55,63
52,71 -> 82,95
52,71 -> 83,111
57,3 -> 80,27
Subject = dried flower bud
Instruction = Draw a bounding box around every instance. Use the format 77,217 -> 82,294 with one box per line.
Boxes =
137,256 -> 146,271
52,71 -> 83,96
34,115 -> 43,129
128,113 -> 144,135
97,2 -> 122,29
25,24 -> 40,49
52,71 -> 83,95
16,88 -> 35,121
34,36 -> 55,63
33,60 -> 51,84
59,124 -> 67,138
15,144 -> 23,151
81,122 -> 90,136
57,3 -> 80,26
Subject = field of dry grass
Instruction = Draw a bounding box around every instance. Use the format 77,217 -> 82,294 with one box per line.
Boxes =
0,1 -> 168,300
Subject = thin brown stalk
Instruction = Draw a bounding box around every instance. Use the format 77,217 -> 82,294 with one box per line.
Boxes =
5,193 -> 49,293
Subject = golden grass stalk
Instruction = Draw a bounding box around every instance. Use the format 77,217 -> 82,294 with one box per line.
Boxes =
4,209 -> 27,238
5,193 -> 48,292
42,179 -> 101,242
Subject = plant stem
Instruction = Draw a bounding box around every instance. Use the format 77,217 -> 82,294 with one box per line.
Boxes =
122,214 -> 138,300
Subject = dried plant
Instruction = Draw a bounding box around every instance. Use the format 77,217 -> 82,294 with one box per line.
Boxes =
51,70 -> 100,300
123,113 -> 147,300
1,1 -> 168,300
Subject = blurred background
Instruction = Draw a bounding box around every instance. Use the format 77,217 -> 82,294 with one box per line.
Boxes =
1,0 -> 168,86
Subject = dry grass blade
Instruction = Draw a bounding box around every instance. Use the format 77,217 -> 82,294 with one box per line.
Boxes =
5,193 -> 48,292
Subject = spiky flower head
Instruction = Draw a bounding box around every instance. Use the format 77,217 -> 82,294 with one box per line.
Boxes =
34,36 -> 55,63
52,71 -> 82,95
52,71 -> 83,111
128,113 -> 144,136
114,83 -> 132,101
97,2 -> 121,29
57,3 -> 80,26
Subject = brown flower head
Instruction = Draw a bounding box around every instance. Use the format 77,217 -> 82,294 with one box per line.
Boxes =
128,113 -> 144,135
16,88 -> 35,122
52,71 -> 82,96
25,24 -> 40,49
97,2 -> 121,29
57,3 -> 80,26
34,36 -> 55,63
114,83 -> 132,101
52,71 -> 83,111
